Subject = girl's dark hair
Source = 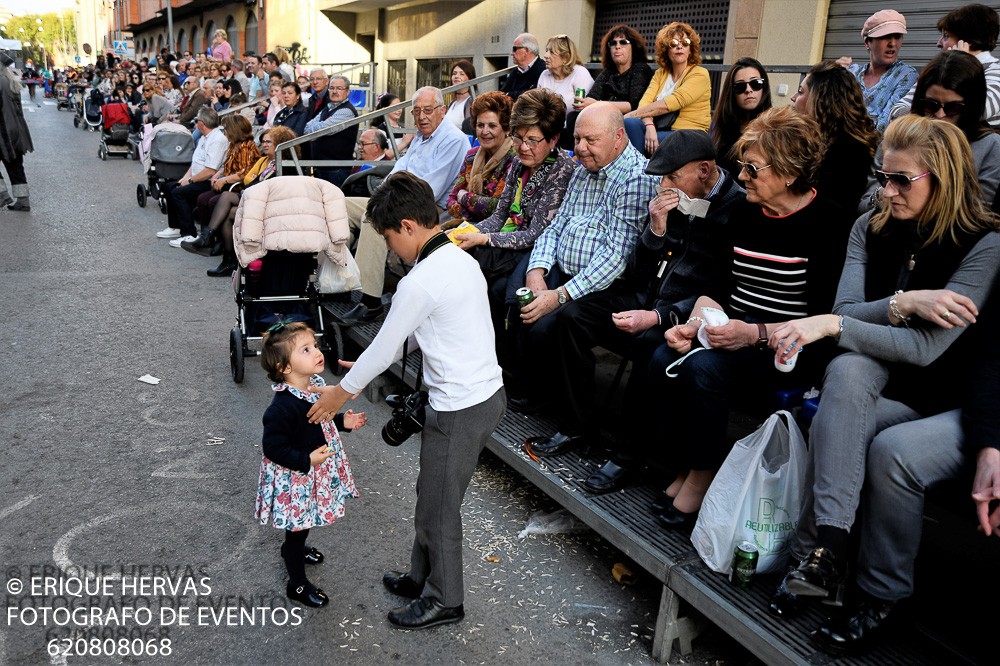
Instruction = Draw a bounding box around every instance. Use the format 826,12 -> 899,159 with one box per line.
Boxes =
599,24 -> 648,71
376,92 -> 403,125
710,57 -> 772,157
802,60 -> 880,156
260,322 -> 313,383
911,50 -> 989,142
223,78 -> 243,98
937,3 -> 999,52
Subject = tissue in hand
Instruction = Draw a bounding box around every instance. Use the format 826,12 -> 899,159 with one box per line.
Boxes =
697,306 -> 729,348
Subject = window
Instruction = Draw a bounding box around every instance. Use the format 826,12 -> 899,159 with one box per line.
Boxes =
244,13 -> 258,54
226,16 -> 238,52
387,59 -> 406,100
204,21 -> 215,54
176,29 -> 186,54
190,26 -> 200,55
416,58 -> 458,90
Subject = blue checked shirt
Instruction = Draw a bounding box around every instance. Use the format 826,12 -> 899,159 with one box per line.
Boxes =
528,142 -> 658,300
847,60 -> 918,133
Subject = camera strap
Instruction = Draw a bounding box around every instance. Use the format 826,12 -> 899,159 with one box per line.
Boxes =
400,232 -> 449,395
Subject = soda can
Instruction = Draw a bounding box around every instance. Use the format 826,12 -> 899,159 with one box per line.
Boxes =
515,287 -> 534,308
575,87 -> 586,100
731,541 -> 758,588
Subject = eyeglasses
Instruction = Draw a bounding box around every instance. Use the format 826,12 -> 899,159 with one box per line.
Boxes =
329,85 -> 348,92
357,141 -> 379,147
411,105 -> 443,116
510,132 -> 547,149
669,37 -> 692,49
608,39 -> 631,48
875,170 -> 931,192
736,160 -> 773,179
920,98 -> 965,118
511,45 -> 529,53
732,78 -> 765,95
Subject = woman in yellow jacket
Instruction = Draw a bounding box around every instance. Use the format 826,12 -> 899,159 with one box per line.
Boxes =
624,22 -> 711,155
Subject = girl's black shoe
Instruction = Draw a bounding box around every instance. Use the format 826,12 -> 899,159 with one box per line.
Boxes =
304,546 -> 324,565
286,582 -> 329,608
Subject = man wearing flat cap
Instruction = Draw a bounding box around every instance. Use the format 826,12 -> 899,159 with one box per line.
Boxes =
836,9 -> 917,133
523,130 -> 745,494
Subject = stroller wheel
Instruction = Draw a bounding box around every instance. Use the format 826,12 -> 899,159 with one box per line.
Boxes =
98,146 -> 107,161
158,198 -> 168,215
136,184 -> 147,208
324,323 -> 347,376
230,327 -> 245,383
73,116 -> 79,128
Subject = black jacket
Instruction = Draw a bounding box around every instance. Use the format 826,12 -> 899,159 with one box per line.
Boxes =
274,101 -> 308,137
627,167 -> 746,325
500,58 -> 546,101
261,390 -> 348,474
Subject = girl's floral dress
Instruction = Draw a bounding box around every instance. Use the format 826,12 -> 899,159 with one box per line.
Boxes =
255,375 -> 358,531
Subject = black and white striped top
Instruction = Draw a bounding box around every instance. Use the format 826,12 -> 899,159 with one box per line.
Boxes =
726,195 -> 852,323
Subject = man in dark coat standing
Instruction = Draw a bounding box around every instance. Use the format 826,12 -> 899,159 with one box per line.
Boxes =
0,53 -> 33,211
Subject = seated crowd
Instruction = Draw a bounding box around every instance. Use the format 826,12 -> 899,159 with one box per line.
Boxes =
106,3 -> 1000,656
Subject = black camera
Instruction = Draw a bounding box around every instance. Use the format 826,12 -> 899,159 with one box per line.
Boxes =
381,391 -> 428,446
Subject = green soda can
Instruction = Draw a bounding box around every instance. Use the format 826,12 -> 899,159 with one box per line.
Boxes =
516,287 -> 534,308
575,87 -> 586,101
731,541 -> 758,588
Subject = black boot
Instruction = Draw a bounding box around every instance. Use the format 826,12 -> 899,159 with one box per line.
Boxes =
783,547 -> 847,605
182,228 -> 216,256
208,255 -> 238,277
8,196 -> 30,211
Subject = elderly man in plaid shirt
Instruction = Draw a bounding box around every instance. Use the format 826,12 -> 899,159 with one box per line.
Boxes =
510,102 -> 657,447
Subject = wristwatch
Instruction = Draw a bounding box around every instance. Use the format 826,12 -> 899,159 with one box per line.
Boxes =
556,286 -> 568,305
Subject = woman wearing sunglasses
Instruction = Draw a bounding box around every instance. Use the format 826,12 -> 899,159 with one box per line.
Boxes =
564,24 -> 653,149
792,61 -> 880,214
710,57 -> 772,175
652,107 -> 851,527
624,22 -> 711,155
861,50 -> 1000,213
766,114 -> 1000,655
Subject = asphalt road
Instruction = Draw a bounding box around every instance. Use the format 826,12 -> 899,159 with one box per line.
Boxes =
0,93 -> 748,665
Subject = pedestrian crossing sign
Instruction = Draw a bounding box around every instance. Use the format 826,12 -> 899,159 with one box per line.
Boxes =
113,41 -> 127,56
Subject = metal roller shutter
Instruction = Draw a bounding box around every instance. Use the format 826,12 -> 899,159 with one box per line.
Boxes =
823,0 -> 966,71
591,0 -> 730,63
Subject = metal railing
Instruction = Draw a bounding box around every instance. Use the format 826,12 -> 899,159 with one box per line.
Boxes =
219,61 -> 377,119
275,65 -> 516,176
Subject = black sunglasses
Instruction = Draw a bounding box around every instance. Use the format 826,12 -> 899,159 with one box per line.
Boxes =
608,39 -> 631,47
875,170 -> 931,192
920,99 -> 965,118
732,78 -> 765,95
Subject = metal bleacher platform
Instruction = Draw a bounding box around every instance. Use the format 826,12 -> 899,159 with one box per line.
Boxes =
320,299 -> 973,665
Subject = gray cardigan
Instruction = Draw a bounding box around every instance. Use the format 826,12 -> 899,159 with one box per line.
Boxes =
834,213 -> 1000,364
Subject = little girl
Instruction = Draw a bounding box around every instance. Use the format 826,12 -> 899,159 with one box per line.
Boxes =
255,321 -> 365,608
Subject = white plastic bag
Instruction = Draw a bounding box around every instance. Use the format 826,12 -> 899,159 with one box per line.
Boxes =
517,509 -> 587,540
317,250 -> 362,294
691,410 -> 808,574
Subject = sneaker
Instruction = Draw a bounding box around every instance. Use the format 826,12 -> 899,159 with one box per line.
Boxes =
156,227 -> 181,239
169,235 -> 197,248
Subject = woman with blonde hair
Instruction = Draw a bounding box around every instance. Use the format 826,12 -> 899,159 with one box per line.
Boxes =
536,34 -> 593,117
211,28 -> 233,62
624,21 -> 711,154
767,114 -> 1000,655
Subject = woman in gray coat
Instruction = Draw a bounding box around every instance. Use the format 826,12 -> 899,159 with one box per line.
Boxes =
0,53 -> 33,211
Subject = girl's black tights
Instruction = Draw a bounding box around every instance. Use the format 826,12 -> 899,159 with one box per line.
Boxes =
281,529 -> 309,586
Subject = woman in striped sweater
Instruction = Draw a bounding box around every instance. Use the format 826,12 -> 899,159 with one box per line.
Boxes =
651,107 -> 853,527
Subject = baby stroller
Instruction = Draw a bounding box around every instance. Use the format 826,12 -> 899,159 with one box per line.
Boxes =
98,101 -> 132,160
74,88 -> 103,131
54,82 -> 71,111
228,177 -> 351,383
136,124 -> 194,214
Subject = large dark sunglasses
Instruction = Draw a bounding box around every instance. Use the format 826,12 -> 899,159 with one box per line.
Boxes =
608,39 -> 631,47
732,78 -> 765,95
736,160 -> 772,179
875,170 -> 931,192
920,99 -> 965,118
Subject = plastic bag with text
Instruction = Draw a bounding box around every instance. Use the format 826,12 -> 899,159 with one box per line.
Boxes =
691,410 -> 808,574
